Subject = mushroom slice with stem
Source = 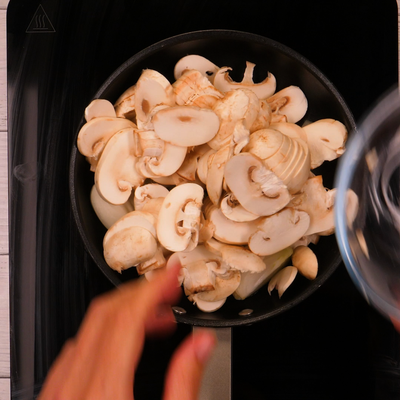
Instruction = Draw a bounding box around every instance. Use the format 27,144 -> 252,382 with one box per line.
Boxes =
174,55 -> 220,83
133,183 -> 169,211
213,61 -> 276,99
206,144 -> 231,205
103,211 -> 158,273
152,105 -> 220,147
85,99 -> 116,121
173,69 -> 223,109
248,207 -> 310,256
90,185 -> 133,229
302,118 -> 347,169
194,269 -> 241,303
77,117 -> 137,170
220,193 -> 259,222
176,144 -> 211,182
205,237 -> 266,273
292,245 -> 318,280
182,260 -> 217,296
224,152 -> 291,216
266,86 -> 308,124
233,246 -> 293,300
114,85 -> 136,120
94,127 -> 144,205
289,175 -> 336,236
268,266 -> 298,298
134,69 -> 175,123
203,201 -> 258,245
137,245 -> 166,275
208,89 -> 260,151
157,183 -> 204,252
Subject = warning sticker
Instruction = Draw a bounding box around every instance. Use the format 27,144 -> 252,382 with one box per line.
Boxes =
26,5 -> 56,33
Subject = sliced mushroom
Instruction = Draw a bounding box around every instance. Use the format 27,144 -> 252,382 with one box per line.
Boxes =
291,245 -> 318,280
248,208 -> 310,256
270,121 -> 307,142
152,105 -> 220,147
197,147 -> 216,184
249,100 -> 272,133
103,211 -> 158,273
182,260 -> 217,295
137,141 -> 187,178
157,183 -> 204,252
94,127 -> 144,205
90,185 -> 133,229
224,152 -> 291,216
85,99 -> 116,122
204,201 -> 258,245
206,144 -> 231,205
266,86 -> 308,123
176,144 -> 211,181
173,69 -> 223,109
268,266 -> 298,298
195,269 -> 241,302
136,245 -> 166,275
174,55 -> 220,83
114,85 -> 136,120
220,193 -> 259,222
208,89 -> 260,151
134,69 -> 175,123
205,237 -> 266,273
289,175 -> 335,236
191,295 -> 226,312
133,183 -> 169,211
213,61 -> 276,99
233,246 -> 293,300
77,117 -> 137,168
302,118 -> 347,169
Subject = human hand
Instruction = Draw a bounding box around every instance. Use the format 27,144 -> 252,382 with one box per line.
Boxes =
38,261 -> 216,400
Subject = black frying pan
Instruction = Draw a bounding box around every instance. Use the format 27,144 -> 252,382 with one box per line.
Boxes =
69,29 -> 355,328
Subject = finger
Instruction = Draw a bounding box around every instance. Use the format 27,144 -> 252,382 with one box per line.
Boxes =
145,304 -> 177,338
163,329 -> 216,400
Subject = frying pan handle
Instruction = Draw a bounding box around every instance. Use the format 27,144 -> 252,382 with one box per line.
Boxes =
195,326 -> 232,400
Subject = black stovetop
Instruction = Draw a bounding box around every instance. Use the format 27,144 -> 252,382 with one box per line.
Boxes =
7,0 -> 400,399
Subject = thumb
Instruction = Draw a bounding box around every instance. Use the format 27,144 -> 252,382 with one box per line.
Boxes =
163,329 -> 216,400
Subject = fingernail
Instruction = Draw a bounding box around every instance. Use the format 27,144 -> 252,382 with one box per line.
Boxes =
193,330 -> 216,364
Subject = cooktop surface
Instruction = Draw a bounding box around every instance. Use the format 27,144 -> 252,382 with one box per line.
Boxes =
7,0 -> 400,399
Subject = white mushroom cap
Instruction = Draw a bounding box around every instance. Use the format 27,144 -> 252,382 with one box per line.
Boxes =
233,246 -> 293,300
136,245 -> 166,275
174,55 -> 220,83
213,62 -> 276,99
103,210 -> 158,273
248,208 -> 310,256
85,99 -> 116,122
133,183 -> 169,211
302,118 -> 347,169
157,183 -> 204,252
94,127 -> 144,205
291,245 -> 318,280
266,86 -> 308,123
134,69 -> 175,123
152,105 -> 220,147
90,185 -> 133,229
77,117 -> 137,161
270,121 -> 307,142
224,152 -> 291,216
268,266 -> 298,298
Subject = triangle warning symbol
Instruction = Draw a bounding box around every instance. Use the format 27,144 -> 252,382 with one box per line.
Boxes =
26,5 -> 56,33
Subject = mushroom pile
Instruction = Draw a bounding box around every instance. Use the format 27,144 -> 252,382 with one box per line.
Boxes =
77,54 -> 353,312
